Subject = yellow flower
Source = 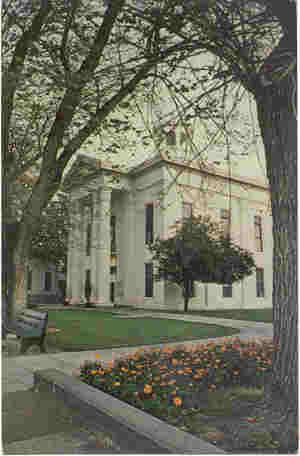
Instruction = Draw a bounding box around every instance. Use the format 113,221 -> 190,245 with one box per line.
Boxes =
173,396 -> 182,407
95,354 -> 101,358
144,384 -> 153,394
113,381 -> 120,386
91,370 -> 97,374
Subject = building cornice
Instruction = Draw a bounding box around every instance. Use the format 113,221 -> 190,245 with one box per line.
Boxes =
130,154 -> 269,192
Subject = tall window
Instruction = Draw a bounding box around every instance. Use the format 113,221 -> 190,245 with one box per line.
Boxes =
145,263 -> 154,297
44,271 -> 52,291
220,209 -> 231,238
86,222 -> 92,256
254,215 -> 263,252
223,284 -> 232,298
110,282 -> 115,303
27,269 -> 32,291
256,268 -> 265,297
145,203 -> 154,244
111,215 -> 116,253
183,202 -> 193,219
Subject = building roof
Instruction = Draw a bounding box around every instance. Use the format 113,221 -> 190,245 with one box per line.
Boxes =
63,152 -> 270,193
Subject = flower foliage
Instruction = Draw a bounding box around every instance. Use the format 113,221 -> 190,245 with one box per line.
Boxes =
150,215 -> 255,286
80,338 -> 276,419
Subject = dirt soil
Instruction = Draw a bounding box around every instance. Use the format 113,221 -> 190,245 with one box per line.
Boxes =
165,391 -> 294,453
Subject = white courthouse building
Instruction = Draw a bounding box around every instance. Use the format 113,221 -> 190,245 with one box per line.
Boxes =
64,150 -> 273,311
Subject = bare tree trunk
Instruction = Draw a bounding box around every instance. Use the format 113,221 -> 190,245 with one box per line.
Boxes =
5,168 -> 62,319
255,61 -> 297,450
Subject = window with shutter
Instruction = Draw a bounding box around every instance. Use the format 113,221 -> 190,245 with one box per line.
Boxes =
256,268 -> 265,297
145,263 -> 154,297
44,271 -> 52,291
145,203 -> 154,244
254,215 -> 263,252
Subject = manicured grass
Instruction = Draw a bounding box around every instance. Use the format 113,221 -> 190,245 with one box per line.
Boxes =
188,308 -> 273,322
47,310 -> 238,350
132,308 -> 273,323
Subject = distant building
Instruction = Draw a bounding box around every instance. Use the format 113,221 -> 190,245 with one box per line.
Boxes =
26,258 -> 64,307
64,152 -> 272,310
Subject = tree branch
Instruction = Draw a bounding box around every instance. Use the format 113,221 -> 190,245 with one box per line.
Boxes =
2,0 -> 52,171
41,0 -> 125,168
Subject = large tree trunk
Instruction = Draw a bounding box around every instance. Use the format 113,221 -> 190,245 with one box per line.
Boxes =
4,169 -> 62,320
254,46 -> 297,450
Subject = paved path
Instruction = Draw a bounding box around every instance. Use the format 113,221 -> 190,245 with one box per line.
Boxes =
2,313 -> 272,394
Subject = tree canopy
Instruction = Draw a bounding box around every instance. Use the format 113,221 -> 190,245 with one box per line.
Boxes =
150,215 -> 255,311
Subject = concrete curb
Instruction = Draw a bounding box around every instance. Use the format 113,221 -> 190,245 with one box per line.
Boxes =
34,369 -> 225,454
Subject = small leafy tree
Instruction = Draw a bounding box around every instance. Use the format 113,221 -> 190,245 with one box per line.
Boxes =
150,215 -> 255,312
30,193 -> 69,273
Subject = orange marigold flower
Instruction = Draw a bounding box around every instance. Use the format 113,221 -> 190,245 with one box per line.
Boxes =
173,396 -> 182,407
144,384 -> 152,394
247,417 -> 257,422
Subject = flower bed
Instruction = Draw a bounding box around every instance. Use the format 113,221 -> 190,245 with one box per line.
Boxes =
80,338 -> 276,423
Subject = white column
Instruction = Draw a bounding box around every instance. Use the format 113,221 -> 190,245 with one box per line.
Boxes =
66,199 -> 76,303
153,197 -> 165,307
239,198 -> 249,308
91,188 -> 112,306
72,199 -> 85,305
122,192 -> 137,305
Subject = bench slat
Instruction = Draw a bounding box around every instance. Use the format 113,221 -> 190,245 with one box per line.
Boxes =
16,315 -> 44,328
19,310 -> 47,321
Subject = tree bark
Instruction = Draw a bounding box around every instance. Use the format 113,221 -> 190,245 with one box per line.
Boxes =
254,46 -> 297,450
4,166 -> 62,319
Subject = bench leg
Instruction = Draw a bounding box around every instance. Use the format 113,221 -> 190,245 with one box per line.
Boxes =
20,339 -> 30,354
39,343 -> 47,353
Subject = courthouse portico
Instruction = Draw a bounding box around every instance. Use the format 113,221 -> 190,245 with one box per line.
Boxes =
65,154 -> 273,310
65,157 -> 132,306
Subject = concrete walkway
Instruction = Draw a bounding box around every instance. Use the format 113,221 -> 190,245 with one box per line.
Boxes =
2,313 -> 273,394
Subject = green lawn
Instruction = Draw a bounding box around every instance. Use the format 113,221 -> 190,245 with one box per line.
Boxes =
131,308 -> 273,323
185,308 -> 273,322
47,311 -> 238,351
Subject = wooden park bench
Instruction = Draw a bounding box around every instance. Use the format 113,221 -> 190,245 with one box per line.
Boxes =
13,309 -> 49,354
